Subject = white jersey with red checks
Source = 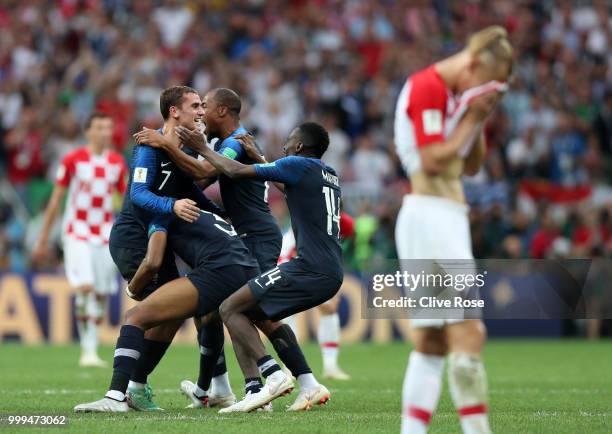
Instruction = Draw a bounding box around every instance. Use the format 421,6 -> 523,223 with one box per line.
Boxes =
394,65 -> 506,176
56,147 -> 126,245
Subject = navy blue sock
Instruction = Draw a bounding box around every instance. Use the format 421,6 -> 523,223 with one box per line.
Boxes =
245,377 -> 263,394
131,339 -> 171,384
256,355 -> 281,378
213,349 -> 227,377
108,325 -> 144,396
197,321 -> 225,392
270,324 -> 311,377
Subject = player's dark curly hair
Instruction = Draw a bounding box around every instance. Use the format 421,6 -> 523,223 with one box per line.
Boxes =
160,85 -> 198,119
297,122 -> 329,158
212,88 -> 241,117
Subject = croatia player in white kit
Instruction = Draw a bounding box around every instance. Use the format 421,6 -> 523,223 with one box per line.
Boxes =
393,27 -> 513,434
33,113 -> 127,367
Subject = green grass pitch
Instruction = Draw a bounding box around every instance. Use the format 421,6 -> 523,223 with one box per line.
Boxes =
1,340 -> 611,433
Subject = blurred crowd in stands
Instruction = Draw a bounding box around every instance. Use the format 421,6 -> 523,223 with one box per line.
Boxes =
0,0 -> 611,272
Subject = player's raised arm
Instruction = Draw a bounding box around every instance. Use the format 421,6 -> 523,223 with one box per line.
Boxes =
234,133 -> 286,192
234,134 -> 267,164
416,91 -> 498,177
463,131 -> 487,176
133,127 -> 219,180
176,126 -> 257,179
130,144 -> 201,223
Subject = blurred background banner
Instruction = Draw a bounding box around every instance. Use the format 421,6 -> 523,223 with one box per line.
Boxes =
1,268 -> 605,344
0,0 -> 611,341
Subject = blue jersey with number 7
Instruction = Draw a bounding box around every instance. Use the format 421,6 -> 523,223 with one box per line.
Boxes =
254,156 -> 342,280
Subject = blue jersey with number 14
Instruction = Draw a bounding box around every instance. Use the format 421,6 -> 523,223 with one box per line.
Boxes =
254,156 -> 342,281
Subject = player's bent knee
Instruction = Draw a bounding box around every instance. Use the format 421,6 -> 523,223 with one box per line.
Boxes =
319,301 -> 337,315
218,300 -> 233,322
447,320 -> 486,354
124,306 -> 150,329
255,319 -> 279,336
200,311 -> 221,327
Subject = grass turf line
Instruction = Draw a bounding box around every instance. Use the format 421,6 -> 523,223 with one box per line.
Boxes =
0,340 -> 611,433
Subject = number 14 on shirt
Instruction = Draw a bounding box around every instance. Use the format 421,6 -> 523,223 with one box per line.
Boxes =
322,186 -> 340,237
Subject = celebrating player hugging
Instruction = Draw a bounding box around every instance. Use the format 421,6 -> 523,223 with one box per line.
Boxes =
74,86 -> 341,414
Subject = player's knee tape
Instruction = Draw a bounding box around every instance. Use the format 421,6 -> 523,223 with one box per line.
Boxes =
447,352 -> 488,407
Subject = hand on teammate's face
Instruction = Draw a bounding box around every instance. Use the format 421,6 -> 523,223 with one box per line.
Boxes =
175,126 -> 206,151
467,92 -> 501,121
173,198 -> 201,223
235,134 -> 260,160
133,127 -> 166,148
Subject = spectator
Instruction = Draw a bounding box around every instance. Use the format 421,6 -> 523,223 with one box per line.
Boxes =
152,0 -> 194,49
350,133 -> 391,195
530,208 -> 560,259
0,0 -> 609,270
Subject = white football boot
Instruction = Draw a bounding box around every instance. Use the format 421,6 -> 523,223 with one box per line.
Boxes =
287,384 -> 331,411
219,371 -> 293,413
74,397 -> 129,413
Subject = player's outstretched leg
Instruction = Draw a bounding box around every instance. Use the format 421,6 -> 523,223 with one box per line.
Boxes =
218,285 -> 293,413
446,320 -> 491,434
257,320 -> 329,411
74,277 -> 200,413
401,326 -> 446,434
318,298 -> 350,380
126,321 -> 182,411
181,314 -> 236,409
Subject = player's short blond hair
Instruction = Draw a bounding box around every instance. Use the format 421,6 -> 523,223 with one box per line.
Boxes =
467,25 -> 513,77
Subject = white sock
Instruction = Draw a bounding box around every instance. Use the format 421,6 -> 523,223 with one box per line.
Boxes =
318,313 -> 341,371
211,372 -> 232,397
401,351 -> 445,434
448,352 -> 491,434
284,316 -> 298,336
128,381 -> 145,390
297,373 -> 319,391
83,293 -> 101,355
75,294 -> 87,350
105,390 -> 125,401
194,385 -> 207,398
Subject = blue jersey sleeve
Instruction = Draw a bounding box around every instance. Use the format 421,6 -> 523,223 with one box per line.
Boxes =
188,182 -> 227,219
253,156 -> 308,185
148,215 -> 172,237
217,137 -> 244,161
131,145 -> 176,215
